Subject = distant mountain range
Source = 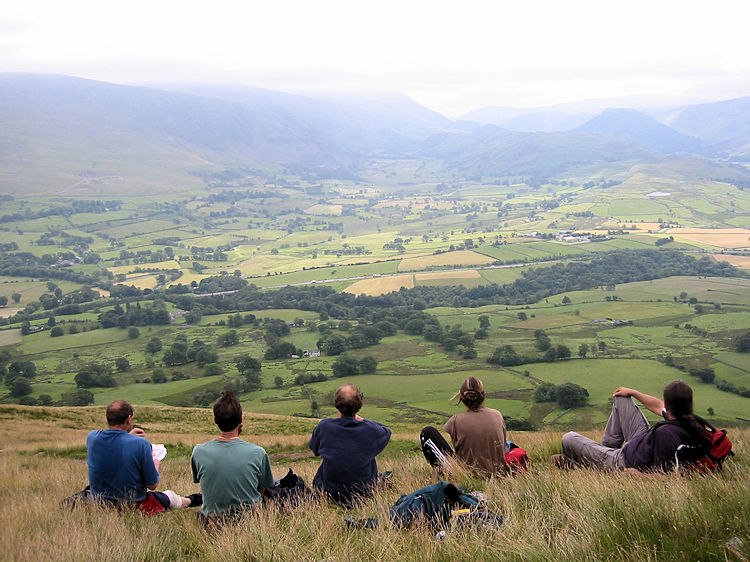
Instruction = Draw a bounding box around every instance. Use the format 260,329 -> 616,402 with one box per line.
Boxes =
0,73 -> 749,195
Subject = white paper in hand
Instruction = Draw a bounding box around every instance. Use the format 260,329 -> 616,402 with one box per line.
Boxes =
151,443 -> 167,461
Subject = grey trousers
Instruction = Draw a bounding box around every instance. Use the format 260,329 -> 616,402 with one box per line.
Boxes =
561,396 -> 650,470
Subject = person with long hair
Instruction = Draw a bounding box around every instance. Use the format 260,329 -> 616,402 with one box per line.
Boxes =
421,376 -> 509,475
552,380 -> 702,472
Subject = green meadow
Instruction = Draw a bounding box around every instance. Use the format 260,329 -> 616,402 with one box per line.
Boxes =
1,170 -> 750,441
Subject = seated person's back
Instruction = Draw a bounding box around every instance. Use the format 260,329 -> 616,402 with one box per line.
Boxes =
445,405 -> 507,475
87,427 -> 157,501
309,384 -> 391,503
191,391 -> 274,517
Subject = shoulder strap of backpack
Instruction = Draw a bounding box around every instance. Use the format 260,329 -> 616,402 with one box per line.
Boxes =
646,419 -> 681,445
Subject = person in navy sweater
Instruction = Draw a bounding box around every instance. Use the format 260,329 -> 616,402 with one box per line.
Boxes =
308,384 -> 391,507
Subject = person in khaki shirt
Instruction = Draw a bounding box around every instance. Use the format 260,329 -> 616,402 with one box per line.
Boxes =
420,376 -> 508,475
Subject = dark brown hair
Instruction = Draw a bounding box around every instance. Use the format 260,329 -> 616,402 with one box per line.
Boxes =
334,384 -> 363,417
106,399 -> 134,426
663,380 -> 701,432
457,376 -> 485,411
213,391 -> 243,431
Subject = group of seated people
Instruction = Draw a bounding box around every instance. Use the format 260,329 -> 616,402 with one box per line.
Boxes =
82,376 -> 701,521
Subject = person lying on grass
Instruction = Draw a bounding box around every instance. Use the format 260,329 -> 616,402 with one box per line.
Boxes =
84,399 -> 201,515
191,391 -> 275,523
309,384 -> 391,508
551,380 -> 704,474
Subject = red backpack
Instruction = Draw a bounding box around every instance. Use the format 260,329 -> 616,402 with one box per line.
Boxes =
505,442 -> 530,474
660,415 -> 735,472
690,418 -> 734,472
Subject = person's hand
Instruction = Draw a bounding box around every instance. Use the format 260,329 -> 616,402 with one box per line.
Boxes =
130,427 -> 146,437
613,387 -> 635,398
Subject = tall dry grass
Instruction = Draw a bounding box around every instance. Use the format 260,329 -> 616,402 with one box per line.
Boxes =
0,406 -> 748,561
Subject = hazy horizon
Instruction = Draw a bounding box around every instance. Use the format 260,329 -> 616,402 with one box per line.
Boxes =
2,0 -> 750,117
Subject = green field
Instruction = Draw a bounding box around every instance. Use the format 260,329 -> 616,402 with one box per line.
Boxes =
1,170 -> 750,432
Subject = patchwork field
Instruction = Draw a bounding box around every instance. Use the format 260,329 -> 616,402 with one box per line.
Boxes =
343,275 -> 415,296
710,253 -> 750,270
397,250 -> 495,271
668,228 -> 750,249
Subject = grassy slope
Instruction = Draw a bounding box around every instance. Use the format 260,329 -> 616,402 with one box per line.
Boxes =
0,405 -> 747,561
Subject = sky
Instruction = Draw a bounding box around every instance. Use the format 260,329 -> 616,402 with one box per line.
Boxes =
2,0 -> 750,117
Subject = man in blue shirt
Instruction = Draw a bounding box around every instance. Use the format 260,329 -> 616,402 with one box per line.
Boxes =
86,399 -> 201,515
309,384 -> 391,507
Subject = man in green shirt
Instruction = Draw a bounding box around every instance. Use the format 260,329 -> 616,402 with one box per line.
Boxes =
191,391 -> 274,522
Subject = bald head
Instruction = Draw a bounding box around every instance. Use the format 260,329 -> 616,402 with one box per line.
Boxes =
106,399 -> 134,427
334,384 -> 363,417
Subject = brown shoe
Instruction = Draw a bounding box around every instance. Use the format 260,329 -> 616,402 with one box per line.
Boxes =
550,454 -> 573,469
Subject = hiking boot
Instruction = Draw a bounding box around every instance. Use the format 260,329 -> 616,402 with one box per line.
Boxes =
550,454 -> 573,469
186,493 -> 203,507
344,516 -> 379,529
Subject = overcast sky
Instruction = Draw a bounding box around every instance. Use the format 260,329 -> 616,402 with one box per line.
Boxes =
2,0 -> 749,117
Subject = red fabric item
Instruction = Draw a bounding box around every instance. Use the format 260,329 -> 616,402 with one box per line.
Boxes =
505,447 -> 530,474
137,494 -> 167,516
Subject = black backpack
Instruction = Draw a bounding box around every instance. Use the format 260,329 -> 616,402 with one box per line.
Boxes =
263,469 -> 312,507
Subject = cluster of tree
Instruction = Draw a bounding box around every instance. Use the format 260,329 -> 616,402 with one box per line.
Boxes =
217,330 -> 240,347
188,246 -> 228,262
294,372 -> 328,385
420,321 -> 477,359
487,342 -> 574,367
0,199 -> 120,223
99,303 -> 171,328
234,355 -> 262,392
196,274 -> 247,294
322,245 -> 371,256
37,230 -> 94,250
736,331 -> 750,353
38,286 -> 99,310
316,322 -> 389,356
715,378 -> 750,399
194,389 -> 221,407
162,334 -> 219,367
474,315 -> 490,339
331,354 -> 378,377
264,337 -> 300,360
205,187 -> 274,202
689,367 -> 716,384
75,363 -> 116,388
59,389 -> 94,406
654,236 -> 674,246
17,393 -> 54,406
176,250 -> 743,321
533,382 -> 589,409
227,313 -> 258,328
2,356 -> 37,397
0,251 -> 100,285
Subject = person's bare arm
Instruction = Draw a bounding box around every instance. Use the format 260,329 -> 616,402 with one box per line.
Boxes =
613,387 -> 664,416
